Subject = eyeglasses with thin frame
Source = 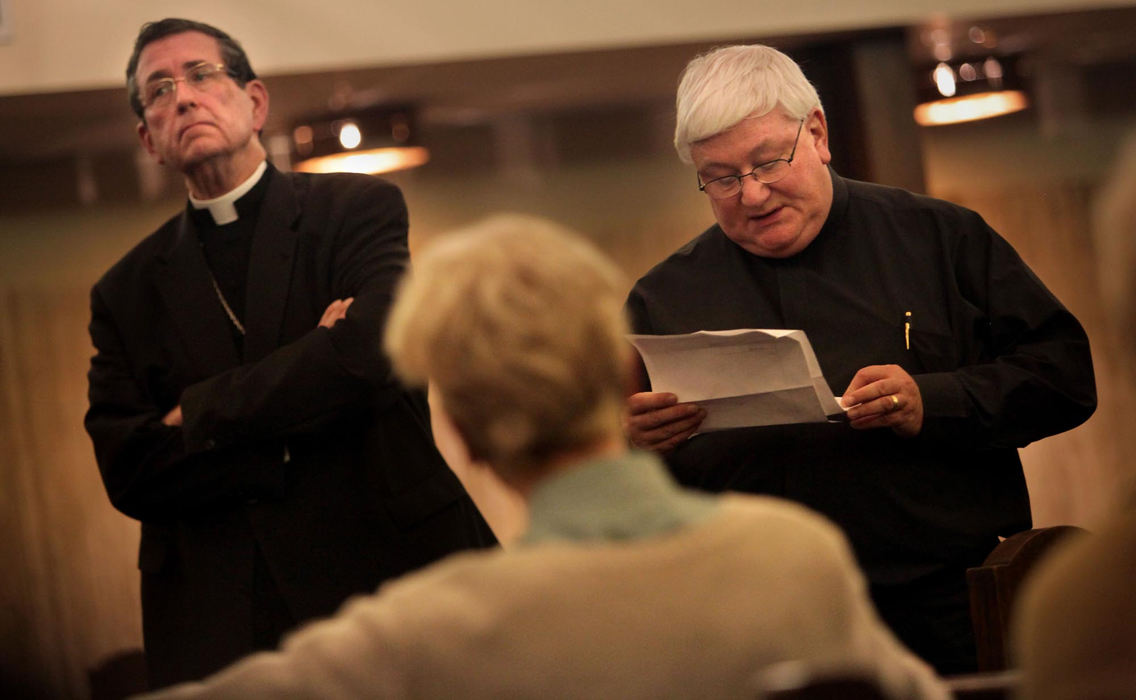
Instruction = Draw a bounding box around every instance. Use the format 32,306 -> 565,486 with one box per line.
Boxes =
142,62 -> 234,111
697,118 -> 806,199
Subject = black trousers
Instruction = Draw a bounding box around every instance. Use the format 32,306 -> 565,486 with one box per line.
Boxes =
871,562 -> 979,676
143,541 -> 296,690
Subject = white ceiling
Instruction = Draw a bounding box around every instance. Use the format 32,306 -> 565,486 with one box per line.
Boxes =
1,2 -> 1134,185
3,0 -> 1133,95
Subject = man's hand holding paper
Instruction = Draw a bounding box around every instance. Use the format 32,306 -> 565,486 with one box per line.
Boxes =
626,330 -> 846,446
623,392 -> 707,454
842,364 -> 924,437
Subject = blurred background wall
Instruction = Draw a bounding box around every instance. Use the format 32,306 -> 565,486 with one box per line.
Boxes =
2,1 -> 1135,696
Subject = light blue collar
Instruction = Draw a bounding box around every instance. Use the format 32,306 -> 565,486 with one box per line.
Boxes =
521,451 -> 718,546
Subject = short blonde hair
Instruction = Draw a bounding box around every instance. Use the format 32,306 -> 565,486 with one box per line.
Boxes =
384,214 -> 630,478
674,44 -> 823,163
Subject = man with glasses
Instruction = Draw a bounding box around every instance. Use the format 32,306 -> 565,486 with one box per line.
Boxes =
85,18 -> 495,688
625,44 -> 1096,674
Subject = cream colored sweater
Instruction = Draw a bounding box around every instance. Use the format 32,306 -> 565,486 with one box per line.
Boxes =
146,456 -> 946,699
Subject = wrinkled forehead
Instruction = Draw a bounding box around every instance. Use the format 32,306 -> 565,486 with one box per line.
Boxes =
691,109 -> 799,158
136,31 -> 223,83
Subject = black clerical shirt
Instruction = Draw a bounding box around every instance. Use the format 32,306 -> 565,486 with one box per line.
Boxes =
190,169 -> 271,353
626,169 -> 1097,583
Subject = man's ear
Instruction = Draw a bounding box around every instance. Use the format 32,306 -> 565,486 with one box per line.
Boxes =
808,108 -> 832,165
136,121 -> 164,165
246,80 -> 270,132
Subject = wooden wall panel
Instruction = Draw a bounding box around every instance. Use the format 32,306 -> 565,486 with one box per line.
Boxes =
1,289 -> 142,698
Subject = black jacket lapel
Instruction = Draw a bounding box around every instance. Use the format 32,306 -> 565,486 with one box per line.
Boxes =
243,169 -> 302,363
156,212 -> 242,376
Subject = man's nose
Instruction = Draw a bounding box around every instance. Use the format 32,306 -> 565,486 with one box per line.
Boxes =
738,173 -> 771,206
174,78 -> 208,109
176,86 -> 198,112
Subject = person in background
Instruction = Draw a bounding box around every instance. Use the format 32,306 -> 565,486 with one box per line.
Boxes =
139,214 -> 947,699
85,18 -> 494,688
1012,507 -> 1136,699
624,43 -> 1097,674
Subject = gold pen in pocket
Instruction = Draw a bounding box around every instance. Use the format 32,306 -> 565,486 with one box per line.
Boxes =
904,311 -> 912,350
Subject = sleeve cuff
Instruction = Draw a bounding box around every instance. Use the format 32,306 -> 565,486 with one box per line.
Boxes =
913,372 -> 977,443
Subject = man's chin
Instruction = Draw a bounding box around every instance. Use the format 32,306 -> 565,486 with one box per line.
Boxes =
731,228 -> 807,259
177,146 -> 226,171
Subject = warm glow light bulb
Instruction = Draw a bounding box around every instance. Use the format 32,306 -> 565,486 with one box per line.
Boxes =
913,90 -> 1028,126
293,146 -> 431,175
338,122 -> 362,150
933,63 -> 957,97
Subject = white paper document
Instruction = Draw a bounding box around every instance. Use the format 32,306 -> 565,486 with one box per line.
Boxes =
628,329 -> 846,431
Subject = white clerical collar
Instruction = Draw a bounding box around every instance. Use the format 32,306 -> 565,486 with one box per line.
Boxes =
189,161 -> 268,225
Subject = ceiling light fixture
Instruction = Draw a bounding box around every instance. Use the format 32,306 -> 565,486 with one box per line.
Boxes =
913,55 -> 1029,127
291,103 -> 430,175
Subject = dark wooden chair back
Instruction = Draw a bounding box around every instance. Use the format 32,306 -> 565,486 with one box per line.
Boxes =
966,525 -> 1085,671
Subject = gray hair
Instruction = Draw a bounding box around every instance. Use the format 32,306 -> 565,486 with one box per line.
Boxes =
384,214 -> 630,477
674,44 -> 823,163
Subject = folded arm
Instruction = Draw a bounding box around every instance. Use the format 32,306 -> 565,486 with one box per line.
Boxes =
87,179 -> 411,518
179,180 -> 409,452
85,289 -> 283,521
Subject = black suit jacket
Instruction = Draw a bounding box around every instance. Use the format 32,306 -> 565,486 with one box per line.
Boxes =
85,165 -> 495,687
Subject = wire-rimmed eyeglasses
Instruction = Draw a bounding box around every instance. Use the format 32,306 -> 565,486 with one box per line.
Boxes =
142,62 -> 234,111
697,119 -> 805,199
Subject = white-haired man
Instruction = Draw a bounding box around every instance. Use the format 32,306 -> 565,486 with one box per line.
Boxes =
140,215 -> 947,699
625,44 -> 1097,674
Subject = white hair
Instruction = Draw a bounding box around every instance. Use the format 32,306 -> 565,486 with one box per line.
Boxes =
674,44 -> 824,163
384,214 -> 630,477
